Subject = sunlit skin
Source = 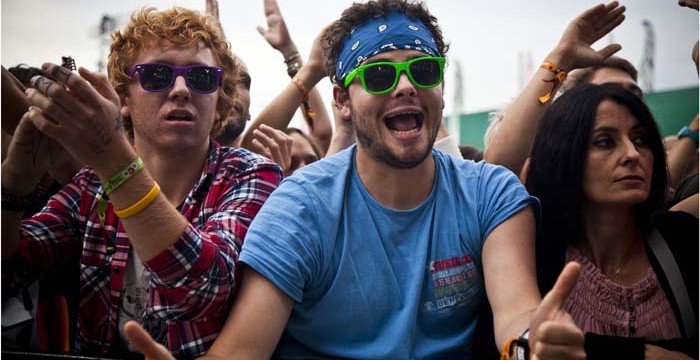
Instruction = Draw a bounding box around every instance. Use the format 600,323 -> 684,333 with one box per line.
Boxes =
588,67 -> 643,98
288,132 -> 319,176
122,40 -> 220,157
582,100 -> 654,208
345,50 -> 443,170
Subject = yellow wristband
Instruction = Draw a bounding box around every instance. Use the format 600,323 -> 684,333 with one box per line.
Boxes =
114,182 -> 160,219
538,61 -> 568,104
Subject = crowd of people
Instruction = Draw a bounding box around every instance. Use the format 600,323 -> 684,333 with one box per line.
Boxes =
1,0 -> 697,359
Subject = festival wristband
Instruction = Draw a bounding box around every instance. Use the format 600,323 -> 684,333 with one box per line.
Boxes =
103,157 -> 144,194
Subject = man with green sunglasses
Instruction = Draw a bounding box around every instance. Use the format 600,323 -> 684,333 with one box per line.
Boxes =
126,0 -> 587,359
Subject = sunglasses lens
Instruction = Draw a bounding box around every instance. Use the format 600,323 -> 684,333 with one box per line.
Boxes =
363,64 -> 397,93
187,67 -> 219,93
409,58 -> 441,87
140,64 -> 173,91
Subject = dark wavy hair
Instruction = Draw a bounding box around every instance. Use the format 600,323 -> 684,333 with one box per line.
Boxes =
322,0 -> 449,85
525,83 -> 668,292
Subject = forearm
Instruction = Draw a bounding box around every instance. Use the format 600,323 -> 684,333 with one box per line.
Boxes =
667,139 -> 697,189
241,64 -> 325,151
307,87 -> 332,154
102,165 -> 188,262
484,51 -> 572,174
1,160 -> 45,259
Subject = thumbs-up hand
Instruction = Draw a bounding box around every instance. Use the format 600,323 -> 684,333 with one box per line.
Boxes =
528,262 -> 585,360
123,321 -> 176,360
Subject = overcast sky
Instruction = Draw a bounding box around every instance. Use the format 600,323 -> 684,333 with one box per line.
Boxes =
3,0 -> 698,126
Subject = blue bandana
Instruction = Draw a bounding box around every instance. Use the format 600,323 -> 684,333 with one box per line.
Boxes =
336,12 -> 439,82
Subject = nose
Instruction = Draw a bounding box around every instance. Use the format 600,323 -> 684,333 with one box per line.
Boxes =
169,75 -> 191,101
621,138 -> 641,165
392,71 -> 417,97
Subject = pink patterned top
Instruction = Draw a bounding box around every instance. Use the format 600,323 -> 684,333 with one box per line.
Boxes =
564,246 -> 681,341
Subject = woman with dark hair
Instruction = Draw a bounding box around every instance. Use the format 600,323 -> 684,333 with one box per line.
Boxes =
526,83 -> 698,358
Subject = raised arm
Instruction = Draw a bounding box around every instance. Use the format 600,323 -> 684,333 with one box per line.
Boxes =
241,23 -> 331,151
240,0 -> 331,153
484,1 -> 625,174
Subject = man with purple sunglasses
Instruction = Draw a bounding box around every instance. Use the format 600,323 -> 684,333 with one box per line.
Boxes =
1,6 -> 281,359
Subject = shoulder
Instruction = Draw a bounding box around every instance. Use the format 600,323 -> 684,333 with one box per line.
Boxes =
434,150 -> 522,188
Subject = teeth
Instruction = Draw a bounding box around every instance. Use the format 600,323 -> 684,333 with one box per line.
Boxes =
391,128 -> 419,135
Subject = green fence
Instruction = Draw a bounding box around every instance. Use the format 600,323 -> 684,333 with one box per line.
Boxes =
446,86 -> 699,151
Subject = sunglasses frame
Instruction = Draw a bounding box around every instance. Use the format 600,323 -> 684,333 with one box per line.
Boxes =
128,62 -> 223,94
343,56 -> 445,95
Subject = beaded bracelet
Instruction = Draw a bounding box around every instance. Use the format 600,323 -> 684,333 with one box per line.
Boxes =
103,157 -> 144,194
113,182 -> 160,219
538,61 -> 568,104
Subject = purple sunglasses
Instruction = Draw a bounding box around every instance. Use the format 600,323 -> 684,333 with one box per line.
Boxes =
128,62 -> 222,94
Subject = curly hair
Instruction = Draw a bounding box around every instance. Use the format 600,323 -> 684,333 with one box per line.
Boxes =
322,0 -> 449,85
108,7 -> 237,138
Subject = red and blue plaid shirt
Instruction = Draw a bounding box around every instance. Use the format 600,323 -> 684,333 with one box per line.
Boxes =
7,144 -> 282,358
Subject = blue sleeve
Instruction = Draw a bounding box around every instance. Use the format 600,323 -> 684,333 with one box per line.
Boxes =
239,179 -> 322,303
476,164 -> 540,241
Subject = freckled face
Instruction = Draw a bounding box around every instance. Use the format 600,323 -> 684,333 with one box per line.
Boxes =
124,40 -> 220,153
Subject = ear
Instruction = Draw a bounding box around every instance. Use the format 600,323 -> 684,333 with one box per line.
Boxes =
333,84 -> 352,120
120,99 -> 130,119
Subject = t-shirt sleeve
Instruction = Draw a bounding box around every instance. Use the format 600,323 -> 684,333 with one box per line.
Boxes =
476,164 -> 540,241
239,179 -> 322,303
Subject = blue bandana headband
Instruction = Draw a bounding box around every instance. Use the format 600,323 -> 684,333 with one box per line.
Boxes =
336,11 -> 439,82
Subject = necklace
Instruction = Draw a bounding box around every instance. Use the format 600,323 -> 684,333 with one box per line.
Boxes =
611,241 -> 638,276
578,240 -> 639,277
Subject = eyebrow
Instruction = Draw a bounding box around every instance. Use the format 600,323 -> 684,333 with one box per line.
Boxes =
365,54 -> 424,64
592,124 -> 645,134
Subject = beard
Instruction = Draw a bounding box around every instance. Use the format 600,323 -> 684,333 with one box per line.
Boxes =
353,109 -> 440,169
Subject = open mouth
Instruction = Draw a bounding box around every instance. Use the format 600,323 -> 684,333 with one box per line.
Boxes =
166,110 -> 194,122
384,111 -> 424,135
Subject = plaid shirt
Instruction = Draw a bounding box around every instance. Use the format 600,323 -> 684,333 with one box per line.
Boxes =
7,144 -> 282,358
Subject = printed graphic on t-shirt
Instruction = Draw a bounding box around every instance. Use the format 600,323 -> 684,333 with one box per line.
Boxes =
423,254 -> 481,314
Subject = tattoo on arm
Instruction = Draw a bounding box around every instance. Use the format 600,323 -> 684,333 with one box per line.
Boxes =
87,115 -> 112,155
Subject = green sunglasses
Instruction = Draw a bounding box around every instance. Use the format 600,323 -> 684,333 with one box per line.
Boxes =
343,56 -> 446,95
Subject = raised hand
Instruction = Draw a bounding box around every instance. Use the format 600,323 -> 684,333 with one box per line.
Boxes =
551,1 -> 626,72
251,124 -> 293,175
23,64 -> 134,179
529,262 -> 585,360
257,0 -> 296,55
678,0 -> 699,10
205,0 -> 224,33
2,112 -> 73,194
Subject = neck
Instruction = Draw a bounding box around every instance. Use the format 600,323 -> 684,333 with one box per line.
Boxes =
135,140 -> 210,206
354,146 -> 435,210
580,203 -> 644,278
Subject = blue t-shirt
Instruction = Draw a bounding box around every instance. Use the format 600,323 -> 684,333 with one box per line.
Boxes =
240,146 -> 538,359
